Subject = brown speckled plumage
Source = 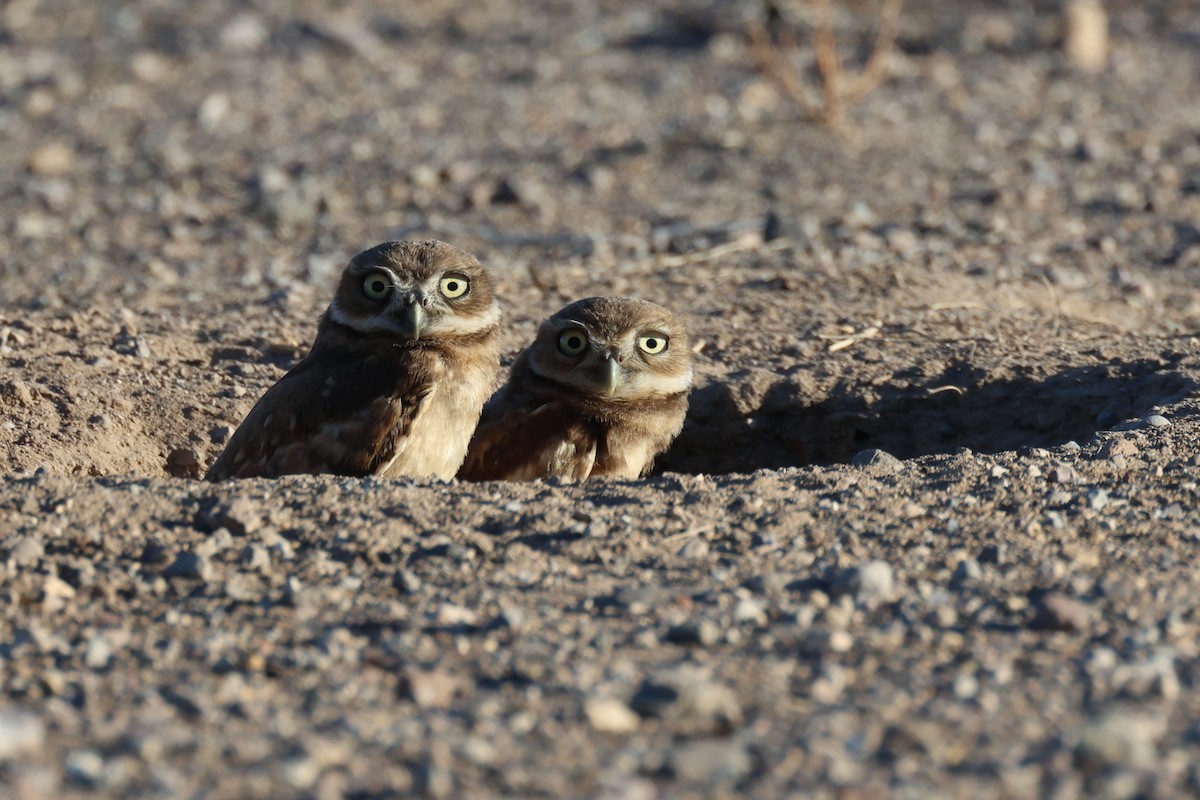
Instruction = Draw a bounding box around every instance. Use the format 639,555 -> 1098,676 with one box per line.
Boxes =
206,240 -> 500,481
458,296 -> 692,482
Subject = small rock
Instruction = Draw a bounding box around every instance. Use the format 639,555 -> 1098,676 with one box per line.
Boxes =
978,543 -> 1007,565
220,13 -> 269,51
844,201 -> 878,229
1075,712 -> 1162,771
65,749 -> 104,787
1048,464 -> 1076,483
630,666 -> 742,735
1064,0 -> 1108,73
733,597 -> 767,625
0,708 -> 45,759
166,447 -> 203,479
762,210 -> 805,242
669,739 -> 751,784
800,628 -> 854,655
208,425 -> 234,445
585,698 -> 641,734
1111,651 -> 1180,702
1099,439 -> 1138,459
392,570 -> 422,594
163,551 -> 212,582
239,544 -> 270,572
222,574 -> 260,603
489,177 -> 521,205
42,576 -> 76,600
850,449 -> 902,471
8,536 -> 44,567
198,496 -> 262,536
27,142 -> 76,176
0,380 -> 36,407
831,560 -> 895,608
664,619 -> 720,647
1030,592 -> 1092,632
84,636 -> 112,670
281,576 -> 313,608
1144,414 -> 1169,428
1086,488 -> 1109,510
951,558 -> 983,588
401,668 -> 461,709
206,528 -> 235,553
677,537 -> 709,561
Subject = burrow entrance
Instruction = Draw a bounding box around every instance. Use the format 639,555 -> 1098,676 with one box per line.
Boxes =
656,357 -> 1195,475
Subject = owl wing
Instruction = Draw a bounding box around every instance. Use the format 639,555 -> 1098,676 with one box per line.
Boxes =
457,400 -> 597,481
205,348 -> 431,481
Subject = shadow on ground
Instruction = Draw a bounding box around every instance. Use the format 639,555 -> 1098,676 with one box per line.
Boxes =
658,357 -> 1196,475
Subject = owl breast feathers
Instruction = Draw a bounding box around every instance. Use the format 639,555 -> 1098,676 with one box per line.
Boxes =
205,240 -> 501,481
458,296 -> 693,482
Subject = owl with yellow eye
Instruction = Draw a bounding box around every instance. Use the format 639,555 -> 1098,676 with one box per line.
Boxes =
458,296 -> 693,481
206,240 -> 501,481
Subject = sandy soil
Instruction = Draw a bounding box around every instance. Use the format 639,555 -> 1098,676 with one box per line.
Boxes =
3,0 -> 1200,797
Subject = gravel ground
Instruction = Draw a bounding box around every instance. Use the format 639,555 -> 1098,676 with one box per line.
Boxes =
3,0 -> 1200,797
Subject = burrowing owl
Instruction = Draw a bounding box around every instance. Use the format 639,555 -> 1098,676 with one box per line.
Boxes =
458,296 -> 692,481
205,240 -> 501,481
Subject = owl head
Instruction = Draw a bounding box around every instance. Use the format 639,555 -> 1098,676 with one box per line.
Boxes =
327,240 -> 499,341
527,296 -> 693,401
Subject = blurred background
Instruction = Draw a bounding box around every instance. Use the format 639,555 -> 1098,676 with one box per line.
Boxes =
1,0 -> 1198,330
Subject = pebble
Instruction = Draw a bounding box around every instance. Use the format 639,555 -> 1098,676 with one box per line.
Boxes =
844,201 -> 878,229
1086,488 -> 1109,510
240,544 -> 270,573
222,575 -> 260,603
65,749 -> 104,787
1048,464 -> 1076,484
669,739 -> 751,783
166,448 -> 203,479
8,536 -> 44,567
850,449 -> 902,472
1144,414 -> 1169,428
831,560 -> 895,608
209,425 -> 234,445
801,628 -> 854,655
733,597 -> 767,625
0,708 -> 45,759
1064,0 -> 1108,73
199,497 -> 263,536
1030,593 -> 1092,632
1099,439 -> 1138,459
392,570 -> 422,594
664,619 -> 720,647
1075,712 -> 1162,771
401,668 -> 461,709
585,697 -> 641,734
84,636 -> 113,670
281,576 -> 314,608
979,544 -> 1007,565
630,667 -> 742,735
951,558 -> 983,588
163,551 -> 213,582
1111,651 -> 1180,702
27,142 -> 76,176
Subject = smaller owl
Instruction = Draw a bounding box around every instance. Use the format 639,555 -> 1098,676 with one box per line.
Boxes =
458,296 -> 692,481
205,240 -> 501,482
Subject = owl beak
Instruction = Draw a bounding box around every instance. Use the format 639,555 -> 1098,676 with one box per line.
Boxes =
602,356 -> 622,396
404,302 -> 427,340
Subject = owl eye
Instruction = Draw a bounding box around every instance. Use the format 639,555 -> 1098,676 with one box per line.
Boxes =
557,330 -> 588,356
637,334 -> 669,355
361,272 -> 392,301
439,274 -> 470,299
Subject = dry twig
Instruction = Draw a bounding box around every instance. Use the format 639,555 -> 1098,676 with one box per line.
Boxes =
750,0 -> 904,128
